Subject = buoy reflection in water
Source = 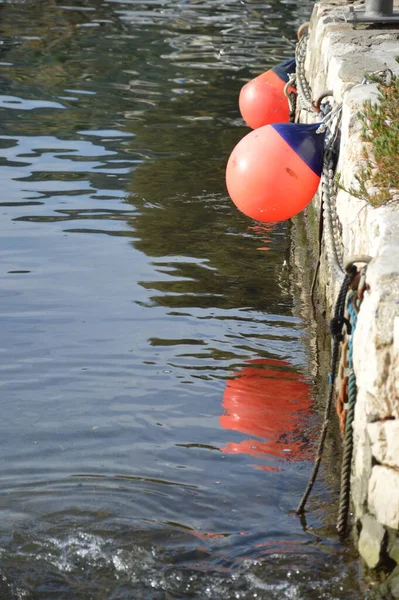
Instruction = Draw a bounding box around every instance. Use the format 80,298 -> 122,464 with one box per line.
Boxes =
220,359 -> 314,468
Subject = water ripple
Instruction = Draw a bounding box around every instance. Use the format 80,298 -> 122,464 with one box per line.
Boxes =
0,0 -> 365,597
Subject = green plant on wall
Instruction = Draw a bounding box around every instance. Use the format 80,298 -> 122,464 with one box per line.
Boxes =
343,60 -> 399,207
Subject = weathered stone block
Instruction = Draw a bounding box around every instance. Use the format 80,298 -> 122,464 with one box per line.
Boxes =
352,413 -> 373,519
368,420 -> 399,469
369,467 -> 399,530
358,513 -> 386,569
388,528 -> 399,565
388,566 -> 399,599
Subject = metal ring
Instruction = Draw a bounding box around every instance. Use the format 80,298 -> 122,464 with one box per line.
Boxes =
344,255 -> 372,274
314,90 -> 334,110
384,69 -> 394,86
374,68 -> 393,86
283,75 -> 296,98
357,266 -> 369,302
297,22 -> 310,40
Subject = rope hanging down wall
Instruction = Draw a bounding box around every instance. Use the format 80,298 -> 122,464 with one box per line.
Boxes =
291,24 -> 373,536
336,260 -> 371,536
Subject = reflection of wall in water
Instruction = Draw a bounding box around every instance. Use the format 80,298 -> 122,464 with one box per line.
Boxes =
288,215 -> 344,519
127,153 -> 294,315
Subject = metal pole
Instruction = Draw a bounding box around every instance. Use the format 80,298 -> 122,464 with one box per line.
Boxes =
365,0 -> 394,16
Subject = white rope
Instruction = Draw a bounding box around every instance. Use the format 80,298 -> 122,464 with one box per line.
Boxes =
319,103 -> 345,281
295,34 -> 313,112
316,103 -> 342,139
294,26 -> 345,281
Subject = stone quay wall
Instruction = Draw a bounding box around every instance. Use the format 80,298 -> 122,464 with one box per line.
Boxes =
300,0 -> 399,576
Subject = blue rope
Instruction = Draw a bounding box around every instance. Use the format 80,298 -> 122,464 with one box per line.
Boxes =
347,294 -> 358,373
337,291 -> 358,536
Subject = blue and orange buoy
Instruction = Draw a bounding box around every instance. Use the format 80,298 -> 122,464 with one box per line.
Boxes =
226,122 -> 325,223
239,58 -> 296,129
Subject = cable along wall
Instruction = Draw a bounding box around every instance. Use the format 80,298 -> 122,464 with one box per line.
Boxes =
297,0 -> 399,583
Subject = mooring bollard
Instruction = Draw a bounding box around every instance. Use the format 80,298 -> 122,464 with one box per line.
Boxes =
346,0 -> 399,23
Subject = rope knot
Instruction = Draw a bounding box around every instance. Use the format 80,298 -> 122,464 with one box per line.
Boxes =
330,316 -> 352,341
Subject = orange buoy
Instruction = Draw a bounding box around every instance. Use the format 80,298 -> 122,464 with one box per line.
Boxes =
239,58 -> 296,129
220,358 -> 312,462
226,122 -> 325,223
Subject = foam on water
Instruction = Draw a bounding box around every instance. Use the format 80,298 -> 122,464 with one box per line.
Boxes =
0,521 -> 362,599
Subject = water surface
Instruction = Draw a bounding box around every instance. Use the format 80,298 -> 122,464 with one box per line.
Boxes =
0,1 -> 364,598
